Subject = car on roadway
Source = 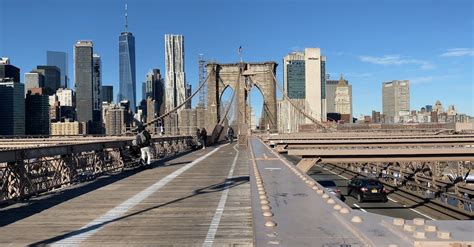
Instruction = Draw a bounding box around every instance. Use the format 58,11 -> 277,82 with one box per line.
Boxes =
317,180 -> 343,200
348,177 -> 388,203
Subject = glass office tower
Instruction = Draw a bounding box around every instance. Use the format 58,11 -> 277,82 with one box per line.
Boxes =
47,51 -> 68,88
118,5 -> 136,112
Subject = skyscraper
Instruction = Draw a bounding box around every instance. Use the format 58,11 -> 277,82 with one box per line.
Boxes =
282,48 -> 326,121
34,65 -> 61,93
325,77 -> 340,114
382,80 -> 410,123
305,48 -> 326,122
105,105 -> 126,135
0,60 -> 25,135
47,51 -> 68,88
24,72 -> 44,94
165,34 -> 186,113
74,40 -> 94,128
93,54 -> 102,124
334,75 -> 352,122
145,69 -> 165,116
283,52 -> 305,99
0,82 -> 25,135
185,84 -> 192,109
142,81 -> 147,101
101,85 -> 113,103
25,90 -> 50,135
0,58 -> 20,83
118,4 -> 136,112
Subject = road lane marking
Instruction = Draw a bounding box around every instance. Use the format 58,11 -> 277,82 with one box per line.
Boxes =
353,203 -> 367,212
52,144 -> 227,247
203,144 -> 239,247
325,169 -> 349,180
387,197 -> 398,203
409,208 -> 436,221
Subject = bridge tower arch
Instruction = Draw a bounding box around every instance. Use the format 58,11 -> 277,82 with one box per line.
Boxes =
206,62 -> 277,143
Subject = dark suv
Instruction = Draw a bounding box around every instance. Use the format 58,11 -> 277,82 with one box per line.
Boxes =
348,177 -> 388,202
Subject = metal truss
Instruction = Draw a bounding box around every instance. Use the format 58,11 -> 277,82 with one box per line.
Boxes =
0,136 -> 194,202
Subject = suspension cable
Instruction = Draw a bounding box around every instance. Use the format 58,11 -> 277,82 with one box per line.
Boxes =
218,66 -> 241,125
246,76 -> 276,127
143,66 -> 215,128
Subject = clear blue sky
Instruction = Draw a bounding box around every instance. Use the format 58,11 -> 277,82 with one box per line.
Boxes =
1,0 -> 473,118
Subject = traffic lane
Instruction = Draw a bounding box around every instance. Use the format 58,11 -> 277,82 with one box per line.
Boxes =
308,164 -> 433,220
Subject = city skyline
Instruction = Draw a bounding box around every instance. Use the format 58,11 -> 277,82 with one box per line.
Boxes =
0,0 -> 472,118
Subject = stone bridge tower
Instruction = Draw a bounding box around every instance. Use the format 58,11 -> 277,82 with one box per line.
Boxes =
206,62 -> 277,143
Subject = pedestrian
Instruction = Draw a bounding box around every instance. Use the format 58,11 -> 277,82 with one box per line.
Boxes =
200,128 -> 207,149
227,126 -> 234,143
136,125 -> 153,167
196,128 -> 201,145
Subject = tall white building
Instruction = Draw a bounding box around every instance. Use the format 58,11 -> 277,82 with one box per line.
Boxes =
382,80 -> 410,123
56,88 -> 74,107
278,48 -> 327,133
165,34 -> 186,113
304,48 -> 326,122
334,75 -> 352,122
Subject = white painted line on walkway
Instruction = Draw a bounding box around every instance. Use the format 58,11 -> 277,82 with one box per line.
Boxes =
203,144 -> 239,247
52,144 -> 227,247
353,203 -> 367,213
264,167 -> 282,171
409,208 -> 437,221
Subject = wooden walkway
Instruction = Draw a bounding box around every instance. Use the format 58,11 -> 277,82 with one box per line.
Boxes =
0,143 -> 252,246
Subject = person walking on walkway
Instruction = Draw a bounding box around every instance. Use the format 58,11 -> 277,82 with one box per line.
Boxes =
196,128 -> 201,139
200,128 -> 207,149
227,126 -> 235,143
136,125 -> 153,167
195,128 -> 201,147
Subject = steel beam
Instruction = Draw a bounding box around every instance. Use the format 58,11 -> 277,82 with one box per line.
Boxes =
288,147 -> 474,162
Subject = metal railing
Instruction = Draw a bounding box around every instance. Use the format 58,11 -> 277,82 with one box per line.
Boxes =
0,135 -> 195,203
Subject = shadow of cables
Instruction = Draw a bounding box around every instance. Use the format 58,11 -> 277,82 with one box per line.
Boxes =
29,176 -> 250,247
0,150 -> 195,228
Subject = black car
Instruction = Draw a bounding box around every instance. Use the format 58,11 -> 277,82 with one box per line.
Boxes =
317,180 -> 343,200
348,177 -> 388,202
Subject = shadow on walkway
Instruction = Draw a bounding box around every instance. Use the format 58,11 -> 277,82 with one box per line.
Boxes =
29,176 -> 249,247
0,150 -> 195,227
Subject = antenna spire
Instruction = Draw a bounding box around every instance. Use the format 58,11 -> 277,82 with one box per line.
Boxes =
125,4 -> 128,32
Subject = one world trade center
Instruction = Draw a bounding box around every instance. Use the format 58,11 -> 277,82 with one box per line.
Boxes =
118,4 -> 136,112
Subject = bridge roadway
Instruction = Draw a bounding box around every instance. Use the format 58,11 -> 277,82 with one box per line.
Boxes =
1,137 -> 473,246
284,154 -> 436,220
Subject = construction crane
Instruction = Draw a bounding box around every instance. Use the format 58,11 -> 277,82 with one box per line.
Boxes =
198,54 -> 207,108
